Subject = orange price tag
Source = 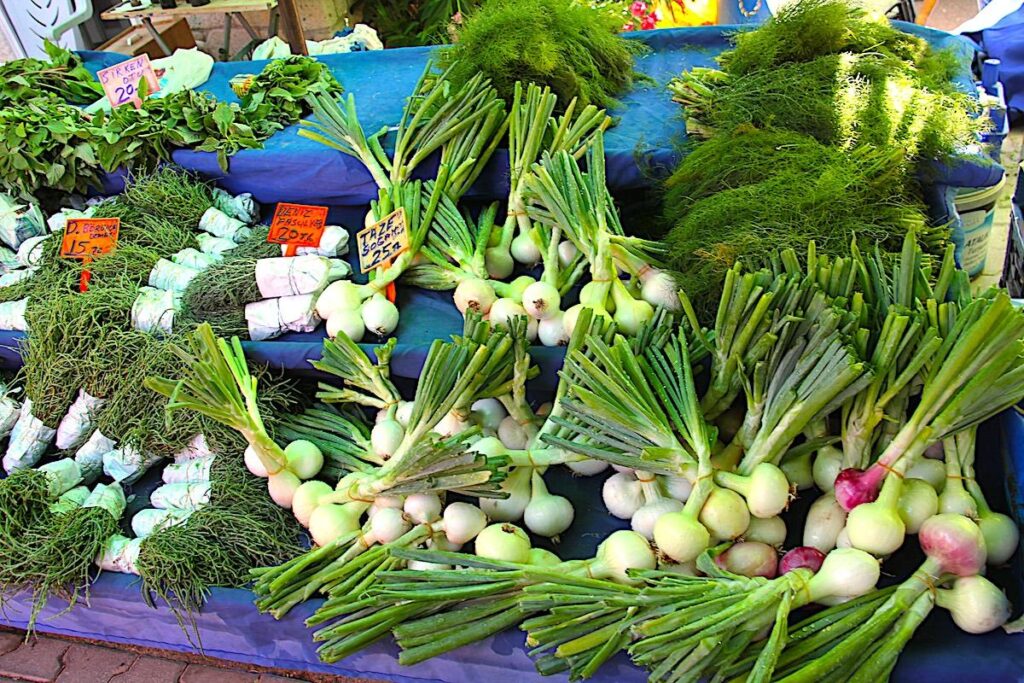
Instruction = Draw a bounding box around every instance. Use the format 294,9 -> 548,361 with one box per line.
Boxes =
61,218 -> 120,260
97,55 -> 160,109
268,202 -> 329,256
357,208 -> 409,274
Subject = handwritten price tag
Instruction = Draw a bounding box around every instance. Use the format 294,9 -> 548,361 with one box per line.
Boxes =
97,55 -> 160,109
267,202 -> 328,250
61,218 -> 120,259
358,208 -> 409,274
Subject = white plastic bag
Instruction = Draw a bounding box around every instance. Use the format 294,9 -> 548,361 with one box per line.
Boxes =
0,386 -> 21,438
251,36 -> 293,60
16,235 -> 48,268
199,207 -> 251,243
0,298 -> 28,331
55,388 -> 106,451
148,259 -> 203,293
150,482 -> 211,510
131,287 -> 178,335
162,454 -> 214,484
0,269 -> 34,288
282,225 -> 350,258
39,458 -> 84,496
174,434 -> 213,463
3,399 -> 56,471
197,233 -> 239,255
255,256 -> 331,297
172,248 -> 220,271
245,293 -> 319,341
75,429 -> 116,483
212,188 -> 259,224
131,507 -> 193,538
0,246 -> 20,272
96,535 -> 142,575
0,195 -> 46,250
103,445 -> 161,484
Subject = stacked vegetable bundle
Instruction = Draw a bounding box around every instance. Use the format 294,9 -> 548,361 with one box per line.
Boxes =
0,169 -> 306,629
662,0 -> 986,314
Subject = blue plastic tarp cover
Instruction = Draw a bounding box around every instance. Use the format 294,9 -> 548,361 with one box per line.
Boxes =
77,23 -> 997,211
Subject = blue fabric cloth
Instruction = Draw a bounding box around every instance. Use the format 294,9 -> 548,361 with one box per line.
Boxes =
0,412 -> 1021,681
963,8 -> 1024,120
78,23 -> 996,211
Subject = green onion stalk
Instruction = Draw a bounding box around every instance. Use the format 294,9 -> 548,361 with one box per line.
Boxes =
274,403 -> 378,484
762,514 -> 1008,682
732,306 -> 874,476
525,133 -> 669,337
833,291 -> 1024,514
521,545 -> 879,682
301,63 -> 506,208
307,315 -> 516,511
487,81 -> 611,278
307,528 -> 656,667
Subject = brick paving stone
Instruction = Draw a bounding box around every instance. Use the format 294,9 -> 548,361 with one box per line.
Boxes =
109,656 -> 186,683
0,638 -> 70,682
0,634 -> 20,657
55,643 -> 135,683
179,663 -> 260,683
256,676 -> 302,682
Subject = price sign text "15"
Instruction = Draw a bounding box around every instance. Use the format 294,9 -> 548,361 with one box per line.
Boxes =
97,54 -> 160,108
358,208 -> 409,273
268,202 -> 329,247
61,218 -> 120,259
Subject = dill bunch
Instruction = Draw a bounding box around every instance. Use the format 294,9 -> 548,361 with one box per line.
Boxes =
719,0 -> 930,75
112,167 -> 215,229
439,0 -> 638,111
175,227 -> 276,338
673,52 -> 983,165
664,130 -> 936,316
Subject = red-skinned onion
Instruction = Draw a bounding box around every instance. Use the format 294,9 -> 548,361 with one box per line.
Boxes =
779,546 -> 826,575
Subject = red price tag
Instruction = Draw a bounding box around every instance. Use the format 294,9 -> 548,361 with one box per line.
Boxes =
61,218 -> 120,259
268,202 -> 329,256
61,218 -> 120,293
97,55 -> 160,109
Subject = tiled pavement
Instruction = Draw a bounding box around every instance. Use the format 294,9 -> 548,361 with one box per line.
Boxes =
0,629 -> 379,683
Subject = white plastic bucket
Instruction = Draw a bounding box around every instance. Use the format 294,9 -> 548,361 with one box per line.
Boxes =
956,174 -> 1006,277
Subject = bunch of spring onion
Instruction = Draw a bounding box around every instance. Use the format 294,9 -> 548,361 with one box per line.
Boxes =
245,316 -> 523,623
306,528 -> 655,664
741,515 -> 1010,681
522,544 -> 880,680
401,82 -> 609,345
304,64 -> 507,339
145,323 -> 328,510
524,132 -> 679,342
544,317 -> 792,564
829,289 -> 1024,557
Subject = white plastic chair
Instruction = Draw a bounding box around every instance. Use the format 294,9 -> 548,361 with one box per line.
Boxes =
0,0 -> 94,58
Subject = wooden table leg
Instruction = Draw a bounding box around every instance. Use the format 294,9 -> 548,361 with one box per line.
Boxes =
233,11 -> 261,40
141,17 -> 173,56
277,0 -> 307,55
